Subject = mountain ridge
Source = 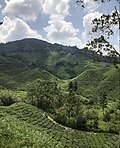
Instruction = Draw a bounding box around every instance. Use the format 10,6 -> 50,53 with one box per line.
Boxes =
0,38 -> 116,90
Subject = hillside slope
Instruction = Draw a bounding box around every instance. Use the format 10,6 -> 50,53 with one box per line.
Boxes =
73,64 -> 120,100
0,102 -> 118,148
0,38 -> 111,89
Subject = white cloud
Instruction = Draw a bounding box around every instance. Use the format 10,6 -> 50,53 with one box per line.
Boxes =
84,0 -> 99,13
42,0 -> 70,17
0,5 -> 2,20
44,15 -> 79,41
114,45 -> 120,54
61,37 -> 85,48
0,16 -> 42,43
43,0 -> 84,48
44,15 -> 84,48
3,0 -> 43,21
2,0 -> 84,48
82,11 -> 102,40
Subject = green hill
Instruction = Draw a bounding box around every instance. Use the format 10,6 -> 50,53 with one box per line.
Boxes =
0,38 -> 112,89
0,68 -> 58,89
72,64 -> 120,101
0,102 -> 118,148
0,39 -> 119,147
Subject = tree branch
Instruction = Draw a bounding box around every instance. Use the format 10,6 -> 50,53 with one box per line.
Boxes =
114,6 -> 120,29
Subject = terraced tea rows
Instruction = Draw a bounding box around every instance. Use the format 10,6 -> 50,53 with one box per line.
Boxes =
0,102 -> 119,147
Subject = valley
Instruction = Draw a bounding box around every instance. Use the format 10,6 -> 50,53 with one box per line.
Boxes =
0,38 -> 119,147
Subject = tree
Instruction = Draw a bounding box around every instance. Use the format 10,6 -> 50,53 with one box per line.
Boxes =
68,81 -> 73,94
76,0 -> 120,64
74,81 -> 78,93
68,81 -> 78,94
85,109 -> 99,130
100,92 -> 107,116
103,111 -> 111,122
66,93 -> 80,117
76,112 -> 87,130
0,95 -> 16,106
27,79 -> 62,111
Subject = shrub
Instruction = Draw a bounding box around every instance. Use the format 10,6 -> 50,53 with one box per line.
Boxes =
103,111 -> 111,122
55,112 -> 67,125
87,118 -> 98,131
27,79 -> 63,111
0,95 -> 16,106
108,123 -> 119,134
76,114 -> 87,130
85,109 -> 98,120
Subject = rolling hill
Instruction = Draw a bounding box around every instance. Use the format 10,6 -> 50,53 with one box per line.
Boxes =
73,64 -> 120,101
0,38 -> 119,147
0,38 -> 119,104
0,102 -> 119,148
0,38 -> 112,89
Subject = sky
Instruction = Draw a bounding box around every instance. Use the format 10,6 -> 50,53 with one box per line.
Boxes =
0,0 -> 119,51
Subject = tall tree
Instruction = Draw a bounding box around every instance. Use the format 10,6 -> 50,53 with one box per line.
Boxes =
68,81 -> 73,94
100,92 -> 107,116
74,81 -> 78,93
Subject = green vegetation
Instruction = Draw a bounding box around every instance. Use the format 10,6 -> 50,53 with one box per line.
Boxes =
73,65 -> 120,101
76,0 -> 120,65
26,78 -> 119,134
0,38 -> 111,89
27,79 -> 63,111
0,102 -> 119,147
0,39 -> 119,147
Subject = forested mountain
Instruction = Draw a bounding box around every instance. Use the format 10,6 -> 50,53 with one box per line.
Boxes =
0,38 -> 112,89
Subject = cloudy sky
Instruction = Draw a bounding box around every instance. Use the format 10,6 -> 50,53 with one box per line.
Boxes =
0,0 -> 119,50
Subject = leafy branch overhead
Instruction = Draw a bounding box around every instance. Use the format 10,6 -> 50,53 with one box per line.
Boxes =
76,0 -> 120,61
86,35 -> 120,57
76,0 -> 120,6
92,8 -> 120,36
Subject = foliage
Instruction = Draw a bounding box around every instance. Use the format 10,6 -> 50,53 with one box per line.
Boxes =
0,38 -> 114,89
76,113 -> 87,130
27,79 -> 62,111
68,81 -> 73,94
85,109 -> 99,130
74,81 -> 78,93
99,92 -> 108,115
27,80 -> 88,130
76,0 -> 120,63
55,93 -> 88,130
0,89 -> 27,103
68,81 -> 78,94
0,63 -> 119,133
92,10 -> 120,37
103,111 -> 111,122
0,95 -> 17,106
0,102 -> 119,147
86,36 -> 120,61
73,64 -> 120,101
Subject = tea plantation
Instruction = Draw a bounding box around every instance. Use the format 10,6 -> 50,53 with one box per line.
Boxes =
0,102 -> 119,148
